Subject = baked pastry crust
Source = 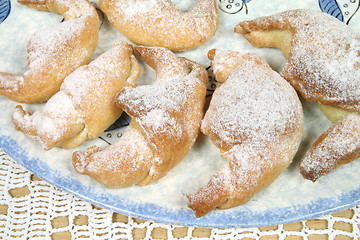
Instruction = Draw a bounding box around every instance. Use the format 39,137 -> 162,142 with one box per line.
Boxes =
235,9 -> 360,112
72,46 -> 208,188
300,114 -> 360,182
12,41 -> 140,150
0,0 -> 99,103
235,9 -> 360,182
187,50 -> 303,217
99,0 -> 219,51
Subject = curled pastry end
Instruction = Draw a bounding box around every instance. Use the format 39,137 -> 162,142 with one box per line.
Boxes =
299,165 -> 319,182
187,173 -> 228,218
207,49 -> 216,61
208,49 -> 262,83
72,145 -> 101,175
12,105 -> 31,131
0,73 -> 31,103
234,23 -> 248,35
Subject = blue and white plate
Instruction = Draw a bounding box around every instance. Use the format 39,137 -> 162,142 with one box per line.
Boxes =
0,0 -> 360,228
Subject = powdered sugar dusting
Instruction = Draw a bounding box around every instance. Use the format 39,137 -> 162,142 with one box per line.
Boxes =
203,56 -> 302,150
27,17 -> 87,73
117,74 -> 201,144
103,0 -> 218,50
82,124 -> 154,187
118,78 -> 192,116
142,109 -> 183,139
279,9 -> 360,111
12,91 -> 84,150
12,41 -> 135,150
61,66 -> 110,108
189,53 -> 303,215
225,144 -> 280,192
120,0 -> 168,18
300,114 -> 360,181
114,57 -> 207,183
117,0 -> 217,36
35,92 -> 83,145
73,57 -> 207,186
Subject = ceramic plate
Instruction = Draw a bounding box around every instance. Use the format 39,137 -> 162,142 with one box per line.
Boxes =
1,0 -> 360,228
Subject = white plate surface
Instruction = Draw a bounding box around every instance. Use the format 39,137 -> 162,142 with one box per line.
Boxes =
0,0 -> 360,228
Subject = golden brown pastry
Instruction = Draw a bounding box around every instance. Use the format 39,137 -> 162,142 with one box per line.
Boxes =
300,114 -> 360,182
235,9 -> 360,181
235,9 -> 360,111
12,41 -> 140,150
99,0 -> 219,51
0,0 -> 99,103
187,49 -> 304,218
72,46 -> 208,188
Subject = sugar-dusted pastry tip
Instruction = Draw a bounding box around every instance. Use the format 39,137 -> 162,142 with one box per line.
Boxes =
73,145 -> 101,174
187,168 -> 229,218
300,114 -> 360,182
233,24 -> 246,34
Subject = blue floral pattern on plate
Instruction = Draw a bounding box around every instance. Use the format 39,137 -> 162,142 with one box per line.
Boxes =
0,0 -> 10,24
218,0 -> 252,14
319,0 -> 360,24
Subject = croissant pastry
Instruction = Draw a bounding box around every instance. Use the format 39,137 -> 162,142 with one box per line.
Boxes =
187,49 -> 304,217
0,0 -> 99,103
99,0 -> 219,51
12,41 -> 140,150
235,9 -> 360,181
72,46 -> 208,188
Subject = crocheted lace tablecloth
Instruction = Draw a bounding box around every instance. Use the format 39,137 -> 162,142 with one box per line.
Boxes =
0,149 -> 359,240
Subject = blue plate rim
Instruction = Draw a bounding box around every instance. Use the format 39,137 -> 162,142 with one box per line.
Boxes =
1,133 -> 360,228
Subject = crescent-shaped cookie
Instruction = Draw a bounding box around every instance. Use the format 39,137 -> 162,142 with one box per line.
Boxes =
12,41 -> 140,150
72,46 -> 208,188
187,49 -> 304,217
235,9 -> 360,112
99,0 -> 219,51
235,9 -> 360,181
0,0 -> 99,103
